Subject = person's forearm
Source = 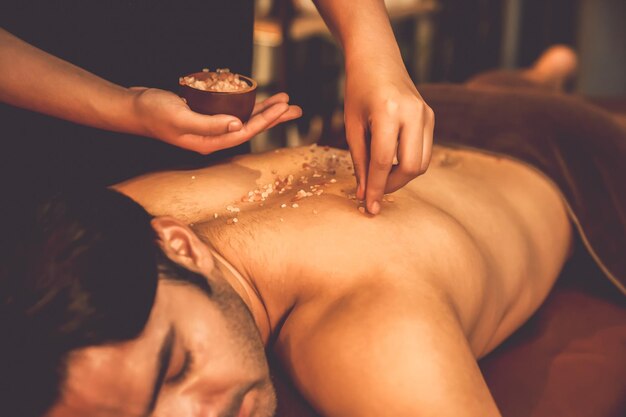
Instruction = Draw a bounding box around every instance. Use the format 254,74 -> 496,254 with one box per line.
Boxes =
312,1 -> 433,214
312,0 -> 404,70
0,28 -> 144,135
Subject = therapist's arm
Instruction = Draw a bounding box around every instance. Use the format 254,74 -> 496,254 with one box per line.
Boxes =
312,0 -> 434,214
0,28 -> 301,154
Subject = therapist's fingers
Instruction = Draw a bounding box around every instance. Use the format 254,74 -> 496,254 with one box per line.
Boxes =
265,105 -> 303,130
241,101 -> 290,135
251,92 -> 291,117
383,104 -> 434,193
179,93 -> 294,138
420,106 -> 435,172
384,119 -> 424,194
176,110 -> 244,137
366,116 -> 400,214
345,118 -> 368,200
177,102 -> 290,154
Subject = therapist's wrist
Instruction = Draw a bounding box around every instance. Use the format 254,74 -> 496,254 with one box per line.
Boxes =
344,41 -> 404,75
120,86 -> 156,138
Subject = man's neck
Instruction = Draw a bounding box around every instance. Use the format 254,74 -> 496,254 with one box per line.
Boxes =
209,248 -> 274,344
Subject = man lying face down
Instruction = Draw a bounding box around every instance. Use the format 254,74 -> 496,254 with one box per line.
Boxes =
2,138 -> 574,417
2,47 -> 624,417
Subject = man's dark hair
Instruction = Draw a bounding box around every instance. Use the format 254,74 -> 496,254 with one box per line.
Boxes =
0,188 -> 164,417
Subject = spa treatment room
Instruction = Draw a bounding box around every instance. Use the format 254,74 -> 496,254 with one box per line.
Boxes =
1,1 -> 624,417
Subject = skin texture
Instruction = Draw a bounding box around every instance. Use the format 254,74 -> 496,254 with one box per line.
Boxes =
313,0 -> 435,214
103,145 -> 573,417
0,28 -> 302,155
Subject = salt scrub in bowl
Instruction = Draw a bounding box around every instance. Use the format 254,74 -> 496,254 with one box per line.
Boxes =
179,68 -> 257,122
180,68 -> 251,92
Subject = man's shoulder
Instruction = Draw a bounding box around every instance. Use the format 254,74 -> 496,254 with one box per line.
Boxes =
273,283 -> 501,417
275,277 -> 456,355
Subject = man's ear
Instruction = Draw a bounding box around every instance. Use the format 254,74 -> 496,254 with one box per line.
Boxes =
150,217 -> 215,274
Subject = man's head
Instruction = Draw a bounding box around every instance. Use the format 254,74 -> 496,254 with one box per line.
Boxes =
0,188 -> 274,417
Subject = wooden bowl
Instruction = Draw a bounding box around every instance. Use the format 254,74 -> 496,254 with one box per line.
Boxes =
179,72 -> 257,122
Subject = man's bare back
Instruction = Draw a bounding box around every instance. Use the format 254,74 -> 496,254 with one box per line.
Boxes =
116,144 -> 572,416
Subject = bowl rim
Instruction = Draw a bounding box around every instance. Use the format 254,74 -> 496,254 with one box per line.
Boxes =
179,72 -> 258,95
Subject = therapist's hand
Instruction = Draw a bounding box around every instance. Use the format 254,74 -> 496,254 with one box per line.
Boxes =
344,59 -> 434,215
130,88 -> 302,154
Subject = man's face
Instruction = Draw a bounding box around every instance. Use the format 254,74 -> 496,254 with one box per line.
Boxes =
48,273 -> 276,417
